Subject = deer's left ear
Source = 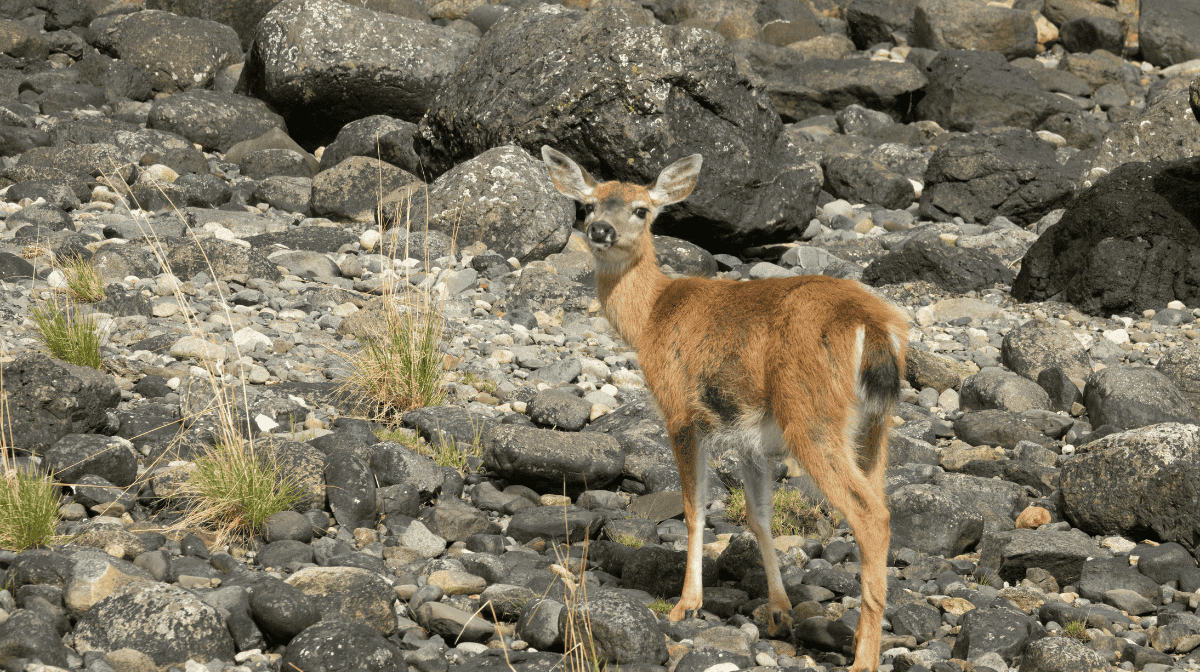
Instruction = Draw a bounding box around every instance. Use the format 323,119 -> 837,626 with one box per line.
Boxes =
648,154 -> 702,207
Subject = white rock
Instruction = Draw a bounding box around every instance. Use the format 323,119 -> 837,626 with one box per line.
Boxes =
232,326 -> 272,351
360,229 -> 381,251
1100,536 -> 1137,553
822,199 -> 854,219
1168,300 -> 1186,310
255,414 -> 279,432
1036,130 -> 1067,147
1103,328 -> 1130,344
170,336 -> 226,362
609,369 -> 645,390
579,356 -> 611,381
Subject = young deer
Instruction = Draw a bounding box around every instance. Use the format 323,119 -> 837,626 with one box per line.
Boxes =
542,146 -> 908,672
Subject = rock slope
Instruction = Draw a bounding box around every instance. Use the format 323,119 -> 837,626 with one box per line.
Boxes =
0,1 -> 1197,672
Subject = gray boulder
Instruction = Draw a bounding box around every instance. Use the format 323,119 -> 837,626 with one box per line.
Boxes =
1139,0 -> 1200,67
558,589 -> 668,665
960,367 -> 1052,414
483,424 -> 625,491
74,582 -> 235,667
920,128 -> 1074,226
862,239 -> 1015,293
44,434 -> 138,487
281,620 -> 405,672
318,115 -> 420,175
417,3 -> 822,251
1157,341 -> 1200,417
147,91 -> 287,153
146,0 -> 281,51
1002,319 -> 1092,383
764,57 -> 927,122
390,146 -> 572,264
1061,423 -> 1200,554
1019,637 -> 1112,672
1073,90 -> 1200,190
1013,156 -> 1200,315
846,0 -> 920,49
978,528 -> 1106,586
916,50 -> 1077,132
2,353 -> 120,454
912,0 -> 1037,59
888,483 -> 984,556
285,566 -> 397,635
94,10 -> 241,93
244,0 -> 477,145
1082,365 -> 1198,430
311,156 -> 421,223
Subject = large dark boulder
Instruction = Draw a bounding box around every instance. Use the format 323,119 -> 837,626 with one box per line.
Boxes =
1012,157 -> 1200,316
74,583 -> 235,668
244,0 -> 476,148
1061,423 -> 1200,555
1074,89 -> 1200,190
1082,365 -> 1198,430
920,128 -> 1075,226
916,50 -> 1077,132
416,4 -> 822,252
863,239 -> 1015,293
92,9 -> 241,93
1139,0 -> 1200,67
147,0 -> 282,51
764,57 -> 927,122
912,0 -> 1038,60
2,353 -> 120,454
845,0 -> 919,50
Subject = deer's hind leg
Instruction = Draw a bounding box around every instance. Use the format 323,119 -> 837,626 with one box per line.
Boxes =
738,416 -> 795,638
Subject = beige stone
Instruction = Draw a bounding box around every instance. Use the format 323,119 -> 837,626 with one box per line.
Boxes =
1016,506 -> 1052,529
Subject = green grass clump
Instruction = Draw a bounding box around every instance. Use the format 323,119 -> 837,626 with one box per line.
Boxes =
342,298 -> 447,421
61,256 -> 106,303
178,441 -> 305,545
648,598 -> 672,615
725,486 -> 833,539
32,298 -> 103,369
612,533 -> 643,548
1062,619 -> 1090,642
376,423 -> 482,474
0,464 -> 62,551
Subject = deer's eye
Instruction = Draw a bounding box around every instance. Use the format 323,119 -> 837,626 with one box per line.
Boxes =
633,207 -> 649,219
583,203 -> 595,215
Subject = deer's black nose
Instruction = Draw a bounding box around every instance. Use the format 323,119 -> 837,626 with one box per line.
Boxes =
588,221 -> 615,246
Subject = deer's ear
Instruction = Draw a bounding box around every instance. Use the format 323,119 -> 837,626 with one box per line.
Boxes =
542,146 -> 596,202
648,154 -> 702,207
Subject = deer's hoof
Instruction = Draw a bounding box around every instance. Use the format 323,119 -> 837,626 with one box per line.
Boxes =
766,608 -> 794,638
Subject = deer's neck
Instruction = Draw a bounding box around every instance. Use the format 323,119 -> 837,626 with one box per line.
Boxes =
594,241 -> 667,351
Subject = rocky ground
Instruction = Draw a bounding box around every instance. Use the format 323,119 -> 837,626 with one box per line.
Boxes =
0,1 -> 1199,672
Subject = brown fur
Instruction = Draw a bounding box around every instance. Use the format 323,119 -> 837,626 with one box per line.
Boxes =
543,147 -> 908,672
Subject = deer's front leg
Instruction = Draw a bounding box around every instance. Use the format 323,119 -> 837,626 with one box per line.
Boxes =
666,421 -> 707,621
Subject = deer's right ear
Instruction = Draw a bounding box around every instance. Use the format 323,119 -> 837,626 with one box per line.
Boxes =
542,146 -> 596,202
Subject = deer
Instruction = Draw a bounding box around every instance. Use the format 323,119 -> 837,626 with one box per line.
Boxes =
541,146 -> 908,672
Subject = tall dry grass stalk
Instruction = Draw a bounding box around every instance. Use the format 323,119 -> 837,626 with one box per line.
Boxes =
97,165 -> 304,548
337,188 -> 449,423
